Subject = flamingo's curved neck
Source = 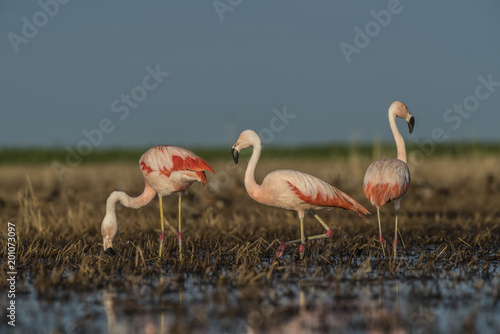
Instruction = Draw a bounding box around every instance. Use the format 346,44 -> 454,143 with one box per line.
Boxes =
244,140 -> 262,199
389,110 -> 407,163
106,181 -> 156,216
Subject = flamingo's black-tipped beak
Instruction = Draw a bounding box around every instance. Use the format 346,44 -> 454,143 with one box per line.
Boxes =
104,247 -> 116,256
232,148 -> 239,164
408,116 -> 415,134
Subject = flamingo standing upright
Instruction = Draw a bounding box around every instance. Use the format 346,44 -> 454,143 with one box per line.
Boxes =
231,130 -> 370,258
100,145 -> 214,258
363,101 -> 415,259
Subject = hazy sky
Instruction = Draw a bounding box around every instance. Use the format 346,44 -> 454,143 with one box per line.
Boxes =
1,1 -> 499,149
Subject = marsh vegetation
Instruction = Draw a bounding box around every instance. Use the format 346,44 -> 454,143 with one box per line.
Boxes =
1,149 -> 499,333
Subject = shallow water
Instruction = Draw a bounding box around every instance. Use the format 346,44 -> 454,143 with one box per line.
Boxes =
4,254 -> 500,334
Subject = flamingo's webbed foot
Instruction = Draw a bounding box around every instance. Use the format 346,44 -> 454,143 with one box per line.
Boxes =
299,244 -> 306,257
276,242 -> 287,258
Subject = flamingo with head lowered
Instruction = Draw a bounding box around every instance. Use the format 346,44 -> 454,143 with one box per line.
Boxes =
363,101 -> 415,259
100,145 -> 214,259
231,130 -> 370,258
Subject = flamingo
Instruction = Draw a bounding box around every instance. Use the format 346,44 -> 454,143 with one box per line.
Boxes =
363,101 -> 415,259
231,130 -> 370,258
100,145 -> 214,258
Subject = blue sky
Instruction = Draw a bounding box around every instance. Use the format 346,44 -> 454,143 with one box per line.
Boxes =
1,1 -> 499,148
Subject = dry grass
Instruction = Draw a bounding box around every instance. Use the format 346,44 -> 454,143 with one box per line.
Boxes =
1,156 -> 499,282
1,156 -> 499,332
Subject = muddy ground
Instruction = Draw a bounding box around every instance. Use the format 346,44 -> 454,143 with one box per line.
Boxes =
1,155 -> 499,333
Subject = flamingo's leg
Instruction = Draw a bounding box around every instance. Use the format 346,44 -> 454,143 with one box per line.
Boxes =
393,211 -> 399,260
283,238 -> 302,245
178,195 -> 182,261
311,213 -> 334,238
299,217 -> 306,258
275,214 -> 312,259
377,207 -> 386,256
285,214 -> 334,245
159,195 -> 165,258
313,213 -> 330,231
280,229 -> 334,247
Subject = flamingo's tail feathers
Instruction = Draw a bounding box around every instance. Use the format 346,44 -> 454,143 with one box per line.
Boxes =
197,171 -> 208,185
334,189 -> 371,218
352,200 -> 371,218
171,155 -> 215,184
190,157 -> 214,185
288,181 -> 371,217
192,156 -> 215,175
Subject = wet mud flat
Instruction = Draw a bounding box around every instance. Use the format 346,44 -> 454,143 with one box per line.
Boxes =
4,245 -> 500,333
1,156 -> 500,333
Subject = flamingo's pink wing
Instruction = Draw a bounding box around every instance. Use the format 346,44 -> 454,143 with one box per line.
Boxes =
285,171 -> 370,217
139,146 -> 214,184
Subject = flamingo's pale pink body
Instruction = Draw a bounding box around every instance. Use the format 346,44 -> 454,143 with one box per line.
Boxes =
139,146 -> 212,195
363,159 -> 410,208
232,130 -> 369,257
247,169 -> 369,218
363,101 -> 414,258
101,145 -> 214,256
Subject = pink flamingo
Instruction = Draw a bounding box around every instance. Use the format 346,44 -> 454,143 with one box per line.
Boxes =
231,130 -> 370,258
100,145 -> 214,258
363,101 -> 415,259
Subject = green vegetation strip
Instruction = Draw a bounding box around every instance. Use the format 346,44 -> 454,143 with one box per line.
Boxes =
0,142 -> 499,164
